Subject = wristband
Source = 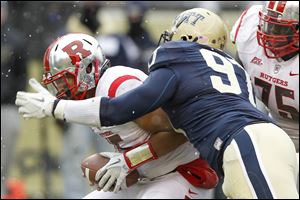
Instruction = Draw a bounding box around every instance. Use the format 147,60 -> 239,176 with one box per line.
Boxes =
123,141 -> 158,169
52,99 -> 61,118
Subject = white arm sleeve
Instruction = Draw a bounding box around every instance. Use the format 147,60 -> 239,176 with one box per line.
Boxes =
54,97 -> 102,128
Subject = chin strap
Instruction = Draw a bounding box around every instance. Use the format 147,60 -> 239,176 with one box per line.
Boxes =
157,31 -> 172,47
123,140 -> 158,170
99,59 -> 111,79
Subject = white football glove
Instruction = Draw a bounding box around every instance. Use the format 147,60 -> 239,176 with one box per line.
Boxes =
15,78 -> 56,119
95,152 -> 130,193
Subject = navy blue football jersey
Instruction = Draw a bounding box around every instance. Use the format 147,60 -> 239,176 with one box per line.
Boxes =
100,41 -> 274,174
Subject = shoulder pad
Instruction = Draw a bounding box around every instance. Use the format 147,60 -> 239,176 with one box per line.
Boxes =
148,41 -> 203,71
230,5 -> 262,44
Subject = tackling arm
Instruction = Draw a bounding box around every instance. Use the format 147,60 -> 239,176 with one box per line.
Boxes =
16,68 -> 177,129
51,67 -> 178,128
105,107 -> 187,172
95,107 -> 188,193
135,108 -> 187,157
99,67 -> 177,126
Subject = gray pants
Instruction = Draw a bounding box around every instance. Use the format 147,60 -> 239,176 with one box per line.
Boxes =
1,105 -> 20,195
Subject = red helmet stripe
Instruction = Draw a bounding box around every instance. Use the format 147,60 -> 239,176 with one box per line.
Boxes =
276,1 -> 286,13
43,45 -> 52,72
268,1 -> 276,10
108,75 -> 141,98
43,38 -> 59,72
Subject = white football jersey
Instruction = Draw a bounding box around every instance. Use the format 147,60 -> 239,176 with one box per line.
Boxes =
230,5 -> 299,151
93,66 -> 199,178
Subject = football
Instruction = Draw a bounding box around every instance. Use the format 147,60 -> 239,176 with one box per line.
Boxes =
81,153 -> 140,187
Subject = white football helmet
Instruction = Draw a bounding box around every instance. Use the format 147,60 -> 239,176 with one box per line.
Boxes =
43,33 -> 110,100
159,8 -> 227,50
257,1 -> 299,59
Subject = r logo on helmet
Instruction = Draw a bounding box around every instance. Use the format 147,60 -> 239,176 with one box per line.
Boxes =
62,40 -> 92,65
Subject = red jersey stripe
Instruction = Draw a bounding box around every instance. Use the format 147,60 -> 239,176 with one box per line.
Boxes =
233,7 -> 250,43
108,75 -> 141,98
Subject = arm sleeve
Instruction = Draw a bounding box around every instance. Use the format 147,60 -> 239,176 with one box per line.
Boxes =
100,67 -> 177,126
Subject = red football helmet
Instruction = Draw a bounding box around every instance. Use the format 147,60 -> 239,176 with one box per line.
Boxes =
43,33 -> 110,100
257,1 -> 299,59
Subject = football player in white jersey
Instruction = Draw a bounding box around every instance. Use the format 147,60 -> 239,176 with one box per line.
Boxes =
19,33 -> 217,199
230,1 -> 299,152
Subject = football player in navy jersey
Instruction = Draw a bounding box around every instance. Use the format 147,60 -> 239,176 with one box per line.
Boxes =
16,8 -> 298,198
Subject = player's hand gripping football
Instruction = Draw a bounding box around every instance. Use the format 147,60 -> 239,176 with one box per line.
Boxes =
95,152 -> 130,193
15,78 -> 56,119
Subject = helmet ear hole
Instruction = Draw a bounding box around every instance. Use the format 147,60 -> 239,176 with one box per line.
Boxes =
181,35 -> 194,41
86,63 -> 93,74
181,36 -> 188,41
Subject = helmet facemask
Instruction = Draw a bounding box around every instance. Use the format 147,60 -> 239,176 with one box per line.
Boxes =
257,2 -> 299,59
43,58 -> 99,100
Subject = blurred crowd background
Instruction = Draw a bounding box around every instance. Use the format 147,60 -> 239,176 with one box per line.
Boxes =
1,1 -> 264,199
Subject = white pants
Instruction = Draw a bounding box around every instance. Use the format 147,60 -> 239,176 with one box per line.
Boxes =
222,123 -> 299,199
83,171 -> 214,199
